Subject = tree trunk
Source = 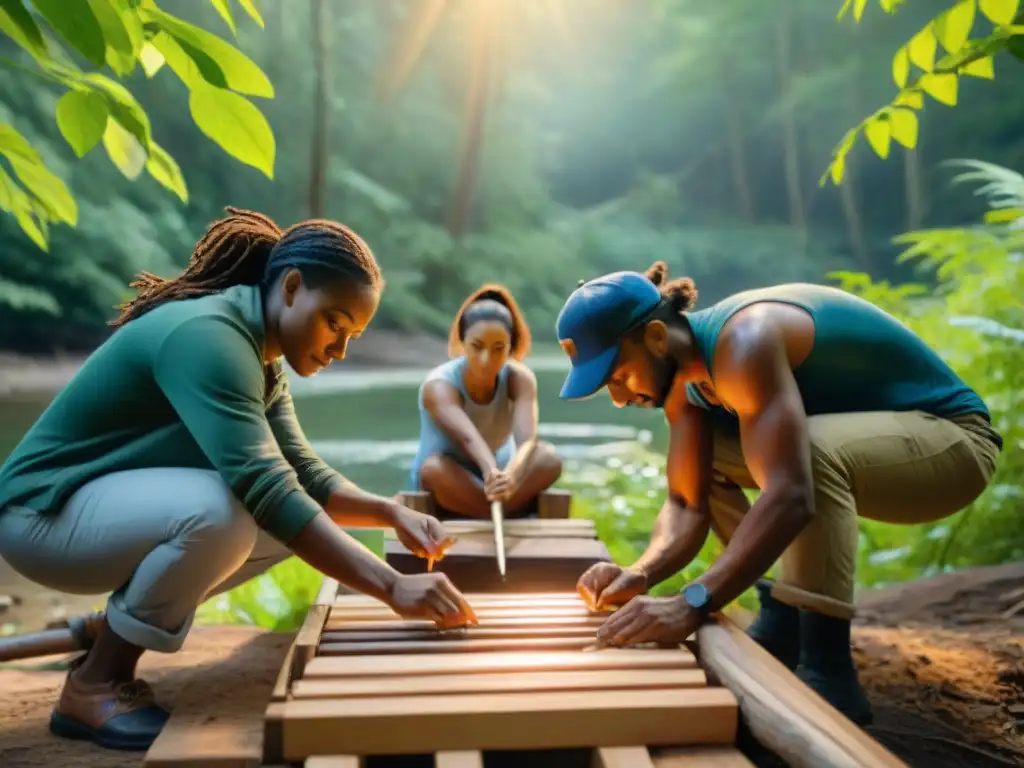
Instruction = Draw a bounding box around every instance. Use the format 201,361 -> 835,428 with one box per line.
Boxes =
904,146 -> 924,230
719,52 -> 755,222
308,0 -> 329,218
775,4 -> 806,232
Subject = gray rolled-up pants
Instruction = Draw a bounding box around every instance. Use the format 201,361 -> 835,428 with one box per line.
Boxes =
0,468 -> 294,653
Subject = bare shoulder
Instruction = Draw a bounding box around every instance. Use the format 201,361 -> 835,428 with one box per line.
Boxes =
422,377 -> 462,410
507,360 -> 537,398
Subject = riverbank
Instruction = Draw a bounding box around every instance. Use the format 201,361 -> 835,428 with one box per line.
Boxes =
0,329 -> 450,398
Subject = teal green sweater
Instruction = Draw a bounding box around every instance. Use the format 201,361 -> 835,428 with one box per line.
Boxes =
0,285 -> 341,543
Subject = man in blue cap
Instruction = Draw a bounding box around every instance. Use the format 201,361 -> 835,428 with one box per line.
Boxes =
560,261 -> 1001,726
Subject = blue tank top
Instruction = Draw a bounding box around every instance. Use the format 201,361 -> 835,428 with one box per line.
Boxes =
683,283 -> 990,422
409,358 -> 516,488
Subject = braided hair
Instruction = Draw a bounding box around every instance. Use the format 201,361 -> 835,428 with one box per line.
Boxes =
111,207 -> 382,327
448,283 -> 531,360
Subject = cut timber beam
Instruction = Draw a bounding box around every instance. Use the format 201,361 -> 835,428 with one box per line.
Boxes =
398,489 -> 573,519
696,614 -> 908,768
273,687 -> 737,758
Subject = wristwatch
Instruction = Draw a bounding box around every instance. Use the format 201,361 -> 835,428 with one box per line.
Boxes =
681,582 -> 713,615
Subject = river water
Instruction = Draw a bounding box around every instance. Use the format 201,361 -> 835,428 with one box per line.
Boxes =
0,358 -> 667,495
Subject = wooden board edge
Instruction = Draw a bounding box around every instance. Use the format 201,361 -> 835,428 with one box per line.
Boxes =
695,614 -> 908,768
293,603 -> 330,681
315,577 -> 340,605
264,701 -> 285,765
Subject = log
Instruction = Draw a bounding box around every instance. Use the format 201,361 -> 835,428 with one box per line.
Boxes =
695,614 -> 907,768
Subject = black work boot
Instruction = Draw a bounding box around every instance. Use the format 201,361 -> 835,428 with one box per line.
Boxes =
796,609 -> 874,726
745,580 -> 800,670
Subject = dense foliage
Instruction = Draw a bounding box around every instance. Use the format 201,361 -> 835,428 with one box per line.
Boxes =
4,0 -> 1024,351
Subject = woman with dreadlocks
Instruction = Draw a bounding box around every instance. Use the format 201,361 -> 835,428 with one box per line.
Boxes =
408,284 -> 563,519
0,208 -> 477,751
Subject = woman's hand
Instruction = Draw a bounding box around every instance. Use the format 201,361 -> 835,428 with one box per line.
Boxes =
577,562 -> 648,611
390,504 -> 456,561
387,572 -> 479,628
484,468 -> 515,503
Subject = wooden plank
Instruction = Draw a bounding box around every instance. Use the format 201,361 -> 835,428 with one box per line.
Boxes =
538,489 -> 573,519
651,747 -> 755,767
333,592 -> 590,608
435,752 -> 484,768
292,603 -> 329,680
696,614 -> 908,768
320,636 -> 596,655
303,648 -> 697,679
593,746 -> 655,768
305,758 -> 363,768
321,625 -> 599,642
315,577 -> 340,605
386,536 -> 611,593
325,615 -> 608,632
145,720 -> 262,767
270,638 -> 297,702
276,687 -> 737,759
291,668 -> 708,700
329,604 -> 603,622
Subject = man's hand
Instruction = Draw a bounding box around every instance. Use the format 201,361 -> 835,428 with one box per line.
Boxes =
484,468 -> 515,503
390,504 -> 455,560
576,562 -> 648,611
387,573 -> 479,628
595,594 -> 701,647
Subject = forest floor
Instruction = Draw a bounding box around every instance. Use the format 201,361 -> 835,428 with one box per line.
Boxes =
0,561 -> 1021,767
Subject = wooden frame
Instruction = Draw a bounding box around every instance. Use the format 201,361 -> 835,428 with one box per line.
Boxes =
399,488 -> 573,519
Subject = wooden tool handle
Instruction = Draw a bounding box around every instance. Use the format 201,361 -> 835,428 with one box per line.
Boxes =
0,611 -> 103,663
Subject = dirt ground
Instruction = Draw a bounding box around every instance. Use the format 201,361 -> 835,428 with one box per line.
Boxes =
0,562 -> 1021,768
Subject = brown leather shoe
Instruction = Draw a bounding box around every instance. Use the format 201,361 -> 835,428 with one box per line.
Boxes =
49,670 -> 170,751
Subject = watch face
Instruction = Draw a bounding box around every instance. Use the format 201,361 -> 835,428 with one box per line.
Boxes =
683,583 -> 710,609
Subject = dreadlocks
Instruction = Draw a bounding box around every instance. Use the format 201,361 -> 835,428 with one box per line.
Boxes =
111,207 -> 382,327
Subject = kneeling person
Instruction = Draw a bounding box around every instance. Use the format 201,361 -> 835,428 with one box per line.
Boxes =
409,284 -> 563,519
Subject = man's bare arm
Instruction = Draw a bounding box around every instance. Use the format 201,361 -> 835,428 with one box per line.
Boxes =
631,397 -> 713,586
694,314 -> 815,610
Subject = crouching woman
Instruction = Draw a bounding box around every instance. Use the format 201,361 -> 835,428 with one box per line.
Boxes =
0,208 -> 475,751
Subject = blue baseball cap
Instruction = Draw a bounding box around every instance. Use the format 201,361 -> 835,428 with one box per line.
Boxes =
555,271 -> 663,400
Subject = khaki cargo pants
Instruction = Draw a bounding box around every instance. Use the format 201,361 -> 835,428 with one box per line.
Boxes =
708,410 -> 1002,619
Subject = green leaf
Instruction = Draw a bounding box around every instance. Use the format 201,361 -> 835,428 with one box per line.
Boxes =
0,167 -> 48,250
86,0 -> 135,75
892,46 -> 910,86
979,0 -> 1020,25
1008,34 -> 1024,62
55,90 -> 108,157
0,124 -> 77,225
962,54 -> 995,77
984,207 -> 1024,223
139,42 -> 165,77
140,7 -> 273,97
208,0 -> 237,35
75,73 -> 153,147
150,31 -> 226,89
894,89 -> 924,109
830,154 -> 847,185
854,0 -> 869,21
102,118 -> 147,179
188,82 -> 275,177
145,142 -> 188,203
889,108 -> 919,148
0,0 -> 49,62
32,0 -> 106,68
935,0 -> 977,54
920,72 -> 960,105
909,25 -> 938,71
864,116 -> 892,158
236,0 -> 265,28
